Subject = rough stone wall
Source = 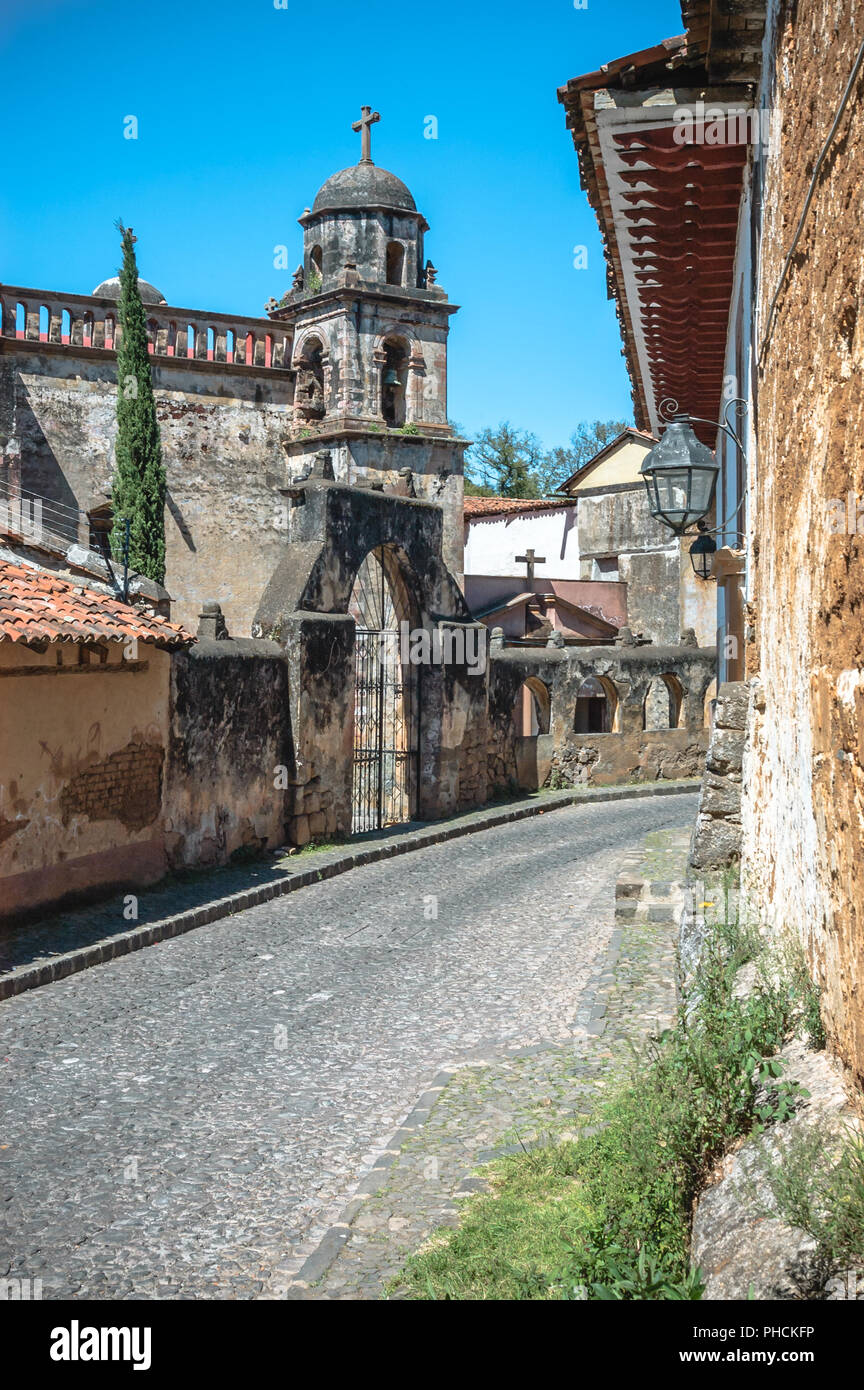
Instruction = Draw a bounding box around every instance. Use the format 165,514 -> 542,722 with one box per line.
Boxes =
690,681 -> 747,871
283,431 -> 465,580
1,333 -> 466,623
740,0 -> 864,1081
487,642 -> 715,794
165,638 -> 290,867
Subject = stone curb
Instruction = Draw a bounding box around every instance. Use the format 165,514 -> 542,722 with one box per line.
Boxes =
0,779 -> 698,1003
283,840 -> 678,1297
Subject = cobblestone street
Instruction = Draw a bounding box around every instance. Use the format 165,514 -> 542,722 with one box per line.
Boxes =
0,792 -> 696,1299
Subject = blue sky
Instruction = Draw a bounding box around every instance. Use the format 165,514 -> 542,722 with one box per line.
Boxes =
0,0 -> 682,450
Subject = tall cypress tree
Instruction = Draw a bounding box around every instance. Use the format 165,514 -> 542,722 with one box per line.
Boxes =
109,222 -> 167,585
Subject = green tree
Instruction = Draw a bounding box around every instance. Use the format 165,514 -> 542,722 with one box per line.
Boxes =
465,423 -> 543,498
109,222 -> 167,585
536,418 -> 632,494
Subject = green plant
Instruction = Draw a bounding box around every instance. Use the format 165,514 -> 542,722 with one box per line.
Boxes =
306,269 -> 322,295
546,768 -> 572,791
399,422 -> 420,435
802,978 -> 827,1050
744,1123 -> 864,1285
394,920 -> 805,1301
586,1246 -> 705,1301
109,222 -> 167,584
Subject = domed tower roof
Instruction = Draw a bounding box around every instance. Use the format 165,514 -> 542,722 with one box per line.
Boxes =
311,163 -> 417,215
92,275 -> 166,305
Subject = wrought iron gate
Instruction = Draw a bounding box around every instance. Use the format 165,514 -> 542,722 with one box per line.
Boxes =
350,550 -> 420,833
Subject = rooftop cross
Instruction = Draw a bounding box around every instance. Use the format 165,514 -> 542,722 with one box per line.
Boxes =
516,549 -> 546,586
352,105 -> 381,164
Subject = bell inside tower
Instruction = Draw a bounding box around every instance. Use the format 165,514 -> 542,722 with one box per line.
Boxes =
381,340 -> 407,426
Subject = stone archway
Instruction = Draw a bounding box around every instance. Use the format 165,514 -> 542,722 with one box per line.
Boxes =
254,476 -> 488,845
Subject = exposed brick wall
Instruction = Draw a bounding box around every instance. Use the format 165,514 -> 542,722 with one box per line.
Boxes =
59,743 -> 164,831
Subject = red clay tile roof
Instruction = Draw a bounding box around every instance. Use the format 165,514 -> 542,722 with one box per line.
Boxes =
464,496 -> 575,520
0,561 -> 194,648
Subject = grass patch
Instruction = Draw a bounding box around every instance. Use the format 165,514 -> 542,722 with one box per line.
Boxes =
392,914 -> 814,1301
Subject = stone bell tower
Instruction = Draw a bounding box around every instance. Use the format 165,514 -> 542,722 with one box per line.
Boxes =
268,107 -> 466,578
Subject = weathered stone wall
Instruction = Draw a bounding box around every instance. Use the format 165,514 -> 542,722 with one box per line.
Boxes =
283,430 -> 465,580
0,640 -> 172,917
165,637 -> 290,868
2,346 -> 294,635
740,0 -> 864,1082
0,301 -> 465,627
690,681 -> 746,871
576,484 -> 717,646
487,641 -> 715,794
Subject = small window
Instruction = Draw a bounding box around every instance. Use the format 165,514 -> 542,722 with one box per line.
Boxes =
386,241 -> 405,286
643,674 -> 683,731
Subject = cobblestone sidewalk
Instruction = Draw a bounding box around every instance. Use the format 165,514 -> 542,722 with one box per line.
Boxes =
286,826 -> 689,1299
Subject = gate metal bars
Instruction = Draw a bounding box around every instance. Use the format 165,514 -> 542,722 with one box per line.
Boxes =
350,550 -> 420,833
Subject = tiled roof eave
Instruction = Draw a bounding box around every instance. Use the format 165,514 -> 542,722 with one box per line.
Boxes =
0,560 -> 195,648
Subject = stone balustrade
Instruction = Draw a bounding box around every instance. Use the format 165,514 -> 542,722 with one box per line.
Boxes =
0,285 -> 293,372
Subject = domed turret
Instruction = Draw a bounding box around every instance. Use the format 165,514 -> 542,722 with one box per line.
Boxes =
92,275 -> 166,304
299,107 -> 428,292
312,164 -> 416,215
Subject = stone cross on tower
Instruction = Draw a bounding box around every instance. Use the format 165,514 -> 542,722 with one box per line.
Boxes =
352,105 -> 381,164
516,548 -> 545,585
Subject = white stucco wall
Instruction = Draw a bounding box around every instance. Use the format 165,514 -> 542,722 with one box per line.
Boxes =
464,507 -> 580,579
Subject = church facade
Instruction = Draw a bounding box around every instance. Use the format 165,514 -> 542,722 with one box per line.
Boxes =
0,112 -> 467,633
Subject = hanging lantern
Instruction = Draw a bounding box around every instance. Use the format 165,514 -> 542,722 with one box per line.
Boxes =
689,524 -> 717,580
639,416 -> 720,535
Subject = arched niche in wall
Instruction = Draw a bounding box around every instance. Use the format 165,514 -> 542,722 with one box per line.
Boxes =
512,677 -> 551,737
574,675 -> 618,733
386,241 -> 405,287
295,335 -> 326,420
643,673 -> 684,730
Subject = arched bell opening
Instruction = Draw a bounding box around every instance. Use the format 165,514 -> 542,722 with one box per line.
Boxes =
381,337 -> 408,427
